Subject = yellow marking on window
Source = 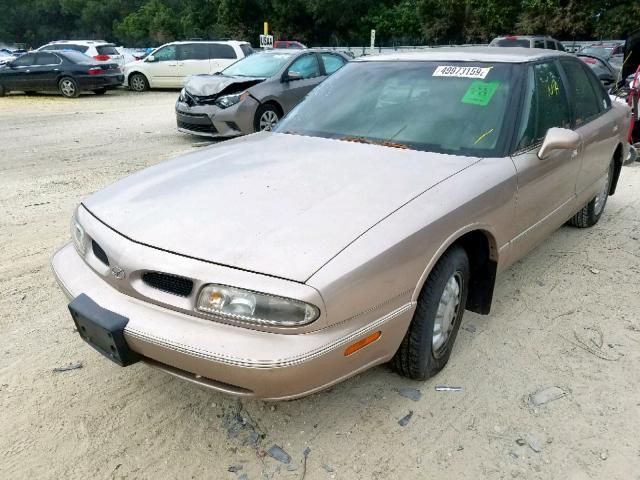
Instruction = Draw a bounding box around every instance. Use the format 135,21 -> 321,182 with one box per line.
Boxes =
474,128 -> 495,145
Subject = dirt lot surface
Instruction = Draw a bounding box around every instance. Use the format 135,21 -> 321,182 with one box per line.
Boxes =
1,89 -> 639,480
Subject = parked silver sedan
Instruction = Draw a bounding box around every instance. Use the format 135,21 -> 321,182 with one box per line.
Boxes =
175,49 -> 350,137
52,48 -> 630,400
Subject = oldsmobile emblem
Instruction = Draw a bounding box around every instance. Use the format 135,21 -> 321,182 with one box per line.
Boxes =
111,266 -> 125,279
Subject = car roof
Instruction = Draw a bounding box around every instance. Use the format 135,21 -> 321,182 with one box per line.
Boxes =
493,35 -> 558,40
44,40 -> 113,46
355,47 -> 573,64
165,40 -> 249,45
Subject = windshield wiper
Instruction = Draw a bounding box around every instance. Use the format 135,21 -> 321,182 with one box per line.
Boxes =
339,136 -> 411,150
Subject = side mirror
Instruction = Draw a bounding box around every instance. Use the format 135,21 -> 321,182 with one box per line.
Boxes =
285,71 -> 303,82
538,127 -> 580,160
146,55 -> 156,62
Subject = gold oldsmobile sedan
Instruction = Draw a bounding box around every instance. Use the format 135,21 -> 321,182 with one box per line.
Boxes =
52,48 -> 630,400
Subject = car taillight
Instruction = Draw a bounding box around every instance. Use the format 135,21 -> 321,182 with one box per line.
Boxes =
580,57 -> 597,65
93,55 -> 110,61
88,67 -> 105,75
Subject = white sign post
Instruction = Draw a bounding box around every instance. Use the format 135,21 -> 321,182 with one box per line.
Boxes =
260,34 -> 274,49
370,29 -> 376,55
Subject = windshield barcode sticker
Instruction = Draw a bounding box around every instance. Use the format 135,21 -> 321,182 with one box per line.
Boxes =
433,66 -> 492,79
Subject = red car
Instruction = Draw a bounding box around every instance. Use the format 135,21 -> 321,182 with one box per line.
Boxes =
273,40 -> 306,49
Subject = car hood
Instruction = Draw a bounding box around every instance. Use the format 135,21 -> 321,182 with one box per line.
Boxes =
184,74 -> 265,97
83,133 -> 479,282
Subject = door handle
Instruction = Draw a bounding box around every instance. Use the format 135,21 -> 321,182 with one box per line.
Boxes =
25,69 -> 30,73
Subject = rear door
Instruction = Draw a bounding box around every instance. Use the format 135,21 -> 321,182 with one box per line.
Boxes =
209,43 -> 238,73
176,43 -> 210,82
278,53 -> 324,112
559,58 -> 617,197
146,45 -> 179,87
510,60 -> 580,255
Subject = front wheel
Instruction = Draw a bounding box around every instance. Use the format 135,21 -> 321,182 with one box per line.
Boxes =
58,77 -> 79,98
129,73 -> 149,92
254,104 -> 281,132
568,159 -> 614,228
392,245 -> 470,380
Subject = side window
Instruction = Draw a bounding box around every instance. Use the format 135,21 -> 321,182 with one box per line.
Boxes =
288,54 -> 321,79
178,43 -> 209,60
153,45 -> 177,61
534,40 -> 545,49
560,59 -> 602,125
556,42 -> 566,52
516,62 -> 572,150
11,53 -> 37,67
240,44 -> 254,57
320,53 -> 346,75
36,53 -> 60,65
545,40 -> 557,50
210,44 -> 237,59
583,63 -> 612,111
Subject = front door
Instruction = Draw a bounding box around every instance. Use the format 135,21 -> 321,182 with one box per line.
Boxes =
146,45 -> 179,87
509,60 -> 581,256
279,53 -> 325,113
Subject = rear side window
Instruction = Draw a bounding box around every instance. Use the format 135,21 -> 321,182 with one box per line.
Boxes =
36,53 -> 60,65
545,40 -> 557,50
560,59 -> 602,125
210,43 -> 237,59
240,44 -> 254,57
178,43 -> 209,60
320,53 -> 346,75
516,62 -> 572,150
96,45 -> 118,55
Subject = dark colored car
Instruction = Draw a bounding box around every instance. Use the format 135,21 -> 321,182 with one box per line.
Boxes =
578,54 -> 619,89
0,51 -> 123,98
273,40 -> 306,49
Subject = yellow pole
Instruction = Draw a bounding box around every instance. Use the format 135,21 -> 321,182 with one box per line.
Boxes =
264,22 -> 268,36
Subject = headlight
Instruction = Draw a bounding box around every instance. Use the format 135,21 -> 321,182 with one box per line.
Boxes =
71,207 -> 87,255
214,91 -> 249,109
197,284 -> 320,327
179,88 -> 186,102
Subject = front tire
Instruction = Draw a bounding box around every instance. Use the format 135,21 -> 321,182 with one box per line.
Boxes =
254,104 -> 281,132
58,77 -> 79,98
568,159 -> 614,228
129,73 -> 149,92
392,245 -> 470,380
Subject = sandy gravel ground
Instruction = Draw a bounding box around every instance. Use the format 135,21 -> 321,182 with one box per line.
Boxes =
1,89 -> 639,480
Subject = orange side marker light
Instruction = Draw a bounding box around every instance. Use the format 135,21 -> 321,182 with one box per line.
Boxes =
344,331 -> 382,356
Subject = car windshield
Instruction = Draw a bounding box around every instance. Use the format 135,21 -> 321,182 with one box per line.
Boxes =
222,52 -> 293,77
581,47 -> 612,57
276,61 -> 516,157
491,38 -> 530,48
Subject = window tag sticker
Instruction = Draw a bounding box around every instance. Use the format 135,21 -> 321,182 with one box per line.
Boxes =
461,81 -> 501,106
433,65 -> 492,79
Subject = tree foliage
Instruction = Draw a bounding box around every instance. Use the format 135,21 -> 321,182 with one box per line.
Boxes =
0,0 -> 637,48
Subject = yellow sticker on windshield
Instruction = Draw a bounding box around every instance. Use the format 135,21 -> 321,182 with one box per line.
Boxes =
461,81 -> 500,106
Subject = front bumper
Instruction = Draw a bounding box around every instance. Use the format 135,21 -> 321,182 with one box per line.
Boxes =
175,96 -> 258,138
51,241 -> 414,400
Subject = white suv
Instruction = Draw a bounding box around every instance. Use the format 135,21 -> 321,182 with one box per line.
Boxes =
123,40 -> 254,91
38,40 -> 125,67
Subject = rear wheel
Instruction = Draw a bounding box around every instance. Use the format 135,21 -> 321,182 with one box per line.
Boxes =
129,73 -> 149,92
392,245 -> 470,380
254,104 -> 281,132
568,159 -> 614,228
93,88 -> 107,95
58,77 -> 79,98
